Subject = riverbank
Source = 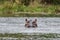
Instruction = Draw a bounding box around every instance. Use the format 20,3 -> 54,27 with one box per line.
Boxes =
0,37 -> 60,40
0,0 -> 60,17
0,33 -> 60,38
0,12 -> 60,17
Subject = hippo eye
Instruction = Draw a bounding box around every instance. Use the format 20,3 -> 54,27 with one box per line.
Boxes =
35,19 -> 37,21
25,19 -> 28,21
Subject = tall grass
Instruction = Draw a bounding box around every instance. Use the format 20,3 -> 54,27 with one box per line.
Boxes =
0,1 -> 60,17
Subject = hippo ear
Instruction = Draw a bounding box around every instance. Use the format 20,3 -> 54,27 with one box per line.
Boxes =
35,19 -> 37,21
25,19 -> 28,21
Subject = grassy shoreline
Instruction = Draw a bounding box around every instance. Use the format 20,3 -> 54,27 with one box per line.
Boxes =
0,33 -> 60,38
0,12 -> 60,17
0,1 -> 60,17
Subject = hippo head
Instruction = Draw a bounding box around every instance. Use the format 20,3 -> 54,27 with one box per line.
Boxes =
25,19 -> 37,28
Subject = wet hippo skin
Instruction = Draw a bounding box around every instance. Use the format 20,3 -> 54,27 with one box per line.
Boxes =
25,19 -> 37,28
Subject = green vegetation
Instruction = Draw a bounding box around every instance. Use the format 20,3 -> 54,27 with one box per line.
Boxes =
0,33 -> 60,38
0,0 -> 60,17
0,13 -> 60,17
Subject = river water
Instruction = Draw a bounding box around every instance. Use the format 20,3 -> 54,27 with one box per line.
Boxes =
0,17 -> 60,34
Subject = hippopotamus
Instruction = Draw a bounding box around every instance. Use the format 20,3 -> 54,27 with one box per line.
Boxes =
25,19 -> 37,28
32,19 -> 37,27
